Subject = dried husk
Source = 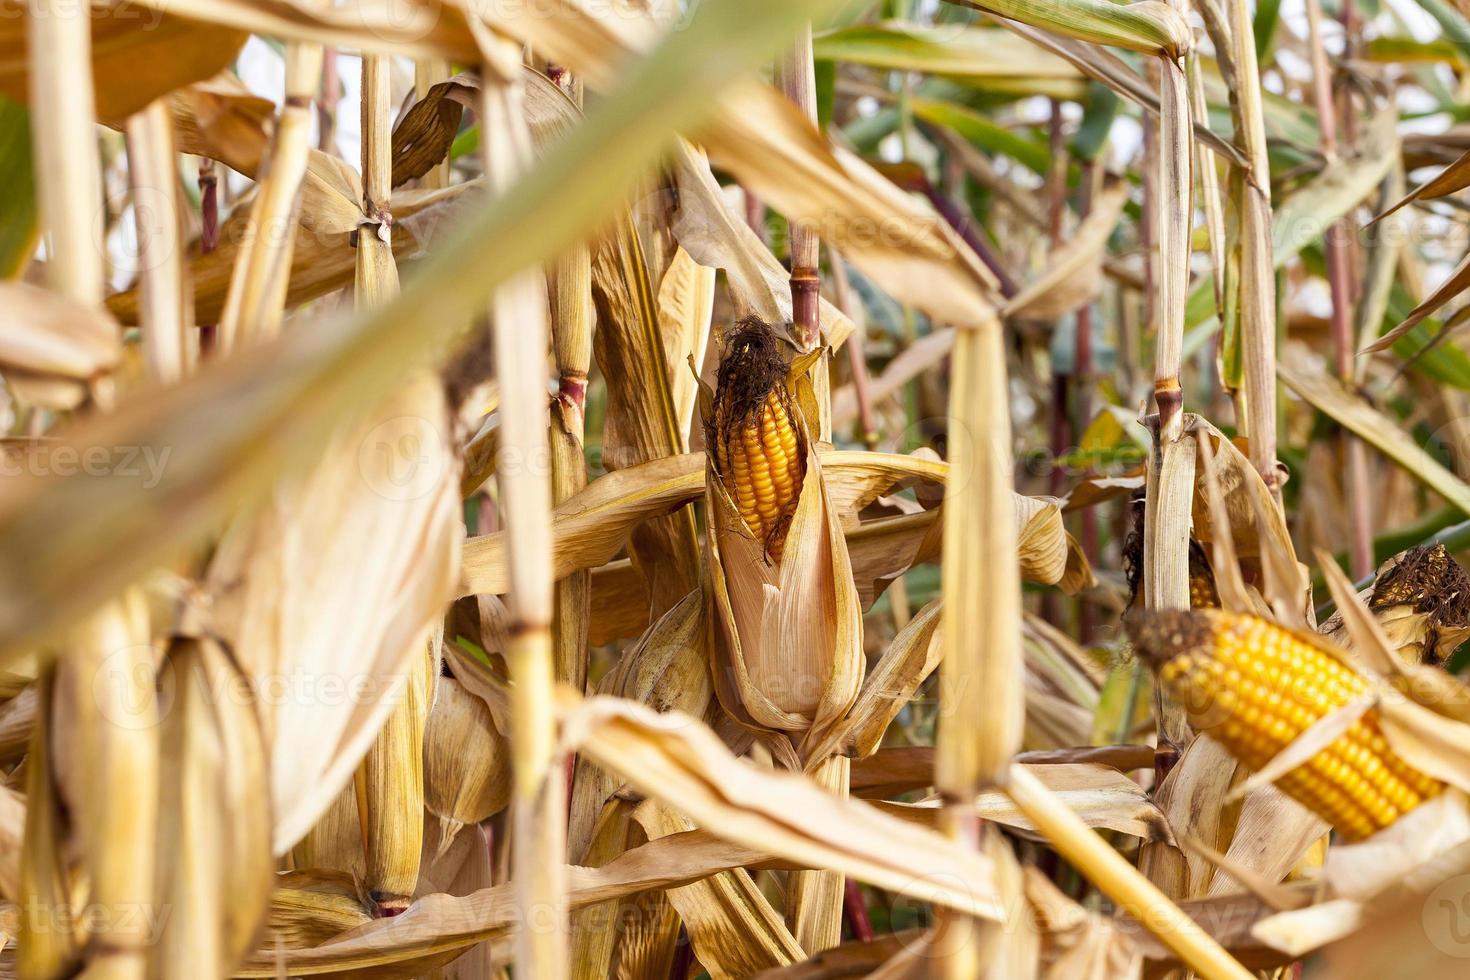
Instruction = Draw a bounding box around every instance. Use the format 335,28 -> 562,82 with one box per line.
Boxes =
702,344 -> 863,761
149,636 -> 273,980
357,643 -> 431,914
423,674 -> 511,852
18,671 -> 80,979
289,783 -> 364,883
0,281 -> 121,410
205,373 -> 462,855
635,801 -> 804,977
264,870 -> 372,949
1321,544 -> 1470,666
565,589 -> 711,977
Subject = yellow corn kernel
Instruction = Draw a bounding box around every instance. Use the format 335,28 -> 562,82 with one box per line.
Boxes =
707,318 -> 809,561
716,389 -> 803,560
1130,609 -> 1445,841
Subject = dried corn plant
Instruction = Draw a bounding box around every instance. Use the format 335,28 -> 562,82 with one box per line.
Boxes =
18,0 -> 1470,977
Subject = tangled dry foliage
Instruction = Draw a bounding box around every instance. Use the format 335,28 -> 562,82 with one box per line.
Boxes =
18,0 -> 1470,977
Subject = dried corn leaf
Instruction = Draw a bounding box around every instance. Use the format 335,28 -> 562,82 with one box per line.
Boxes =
238,827 -> 765,976
658,245 -> 716,445
206,375 -> 461,854
668,139 -> 854,347
150,636 -> 273,979
265,870 -> 371,949
1003,175 -> 1128,321
0,280 -> 121,409
562,694 -> 1005,920
874,762 -> 1171,841
1280,354 -> 1470,515
461,450 -> 1080,597
704,86 -> 1001,328
0,1 -> 244,120
636,802 -> 804,977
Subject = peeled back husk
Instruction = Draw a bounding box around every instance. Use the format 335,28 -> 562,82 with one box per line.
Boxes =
423,673 -> 511,856
702,334 -> 863,762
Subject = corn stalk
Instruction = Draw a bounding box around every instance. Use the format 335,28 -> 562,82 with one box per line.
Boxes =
932,310 -> 1017,978
477,28 -> 567,979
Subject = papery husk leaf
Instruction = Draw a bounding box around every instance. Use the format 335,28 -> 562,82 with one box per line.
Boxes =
0,281 -> 121,382
567,588 -> 712,863
289,784 -> 365,884
357,644 -> 430,913
560,694 -> 1006,921
1184,415 -> 1295,564
205,374 -> 461,855
872,762 -> 1171,842
0,1 -> 245,120
635,801 -> 804,977
264,870 -> 371,949
150,636 -> 273,980
657,244 -> 716,445
705,439 -> 864,756
424,675 -> 511,853
668,139 -> 854,349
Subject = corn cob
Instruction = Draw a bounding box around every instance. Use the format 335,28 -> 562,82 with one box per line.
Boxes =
706,318 -> 807,562
1128,609 -> 1444,841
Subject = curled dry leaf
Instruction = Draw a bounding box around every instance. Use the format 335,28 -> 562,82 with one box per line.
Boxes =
0,281 -> 121,410
151,636 -> 273,978
1003,174 -> 1129,321
559,693 -> 1007,922
423,675 -> 511,857
669,139 -> 854,349
205,374 -> 462,855
0,0 -> 245,120
460,448 -> 1085,604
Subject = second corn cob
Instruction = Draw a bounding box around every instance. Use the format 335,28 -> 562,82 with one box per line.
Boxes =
1128,609 -> 1444,841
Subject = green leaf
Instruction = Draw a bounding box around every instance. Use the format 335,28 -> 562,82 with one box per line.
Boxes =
908,97 -> 1050,174
946,0 -> 1192,58
1253,0 -> 1282,61
0,97 -> 37,279
1071,82 -> 1118,161
812,22 -> 1087,99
